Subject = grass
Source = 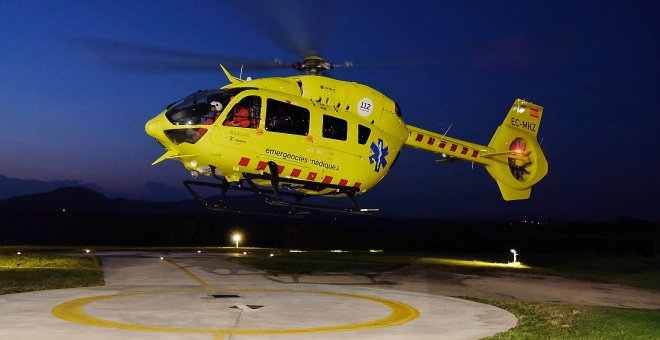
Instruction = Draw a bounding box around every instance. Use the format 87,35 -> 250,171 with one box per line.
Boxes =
229,251 -> 536,276
414,254 -> 660,290
226,250 -> 660,290
228,251 -> 415,274
533,257 -> 660,291
417,257 -> 531,269
0,253 -> 104,295
465,298 -> 660,340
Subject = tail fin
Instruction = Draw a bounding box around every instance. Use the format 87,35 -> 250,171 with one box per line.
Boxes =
404,98 -> 548,200
484,99 -> 548,200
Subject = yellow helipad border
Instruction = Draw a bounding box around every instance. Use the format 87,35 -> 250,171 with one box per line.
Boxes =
52,288 -> 419,336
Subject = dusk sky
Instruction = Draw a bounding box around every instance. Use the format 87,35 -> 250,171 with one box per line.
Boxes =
1,0 -> 658,221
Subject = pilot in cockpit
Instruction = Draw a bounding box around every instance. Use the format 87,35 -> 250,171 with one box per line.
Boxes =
206,101 -> 223,124
195,101 -> 223,139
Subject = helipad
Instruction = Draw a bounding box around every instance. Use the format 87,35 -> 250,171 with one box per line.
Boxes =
0,252 -> 516,339
53,288 -> 418,336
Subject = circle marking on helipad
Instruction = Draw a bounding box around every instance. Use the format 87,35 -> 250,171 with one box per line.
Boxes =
52,288 -> 419,336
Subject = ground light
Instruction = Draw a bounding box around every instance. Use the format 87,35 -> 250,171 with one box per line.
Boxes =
232,233 -> 242,248
510,249 -> 518,264
418,257 -> 530,269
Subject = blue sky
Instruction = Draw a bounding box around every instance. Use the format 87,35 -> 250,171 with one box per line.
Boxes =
1,0 -> 658,220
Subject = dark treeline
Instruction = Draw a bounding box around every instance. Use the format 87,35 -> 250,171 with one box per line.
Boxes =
1,187 -> 657,256
1,210 -> 657,257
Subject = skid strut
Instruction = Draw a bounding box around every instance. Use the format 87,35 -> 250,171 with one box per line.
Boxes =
183,161 -> 378,215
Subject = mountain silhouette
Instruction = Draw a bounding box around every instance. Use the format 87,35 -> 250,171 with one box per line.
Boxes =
0,186 -> 205,213
0,175 -> 105,200
0,185 -> 281,214
0,174 -> 190,202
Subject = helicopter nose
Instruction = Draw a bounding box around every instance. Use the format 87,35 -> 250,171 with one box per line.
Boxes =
145,116 -> 163,138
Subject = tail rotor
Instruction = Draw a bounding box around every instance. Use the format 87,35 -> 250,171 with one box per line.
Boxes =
508,137 -> 532,181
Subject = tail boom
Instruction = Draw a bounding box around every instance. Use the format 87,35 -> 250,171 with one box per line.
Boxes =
405,125 -> 494,165
404,99 -> 548,200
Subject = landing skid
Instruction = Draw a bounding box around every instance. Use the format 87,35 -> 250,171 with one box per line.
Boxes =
183,179 -> 308,217
183,162 -> 378,216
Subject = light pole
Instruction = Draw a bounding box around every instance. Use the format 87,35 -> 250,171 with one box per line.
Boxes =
233,233 -> 242,248
510,249 -> 518,264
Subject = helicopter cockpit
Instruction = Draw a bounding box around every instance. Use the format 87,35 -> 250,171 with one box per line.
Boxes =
162,88 -> 254,144
165,88 -> 249,125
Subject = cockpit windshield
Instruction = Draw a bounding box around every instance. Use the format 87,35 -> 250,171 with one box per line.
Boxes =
165,88 -> 251,125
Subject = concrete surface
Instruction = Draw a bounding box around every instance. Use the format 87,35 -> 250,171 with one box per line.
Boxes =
378,265 -> 660,309
0,252 -> 516,340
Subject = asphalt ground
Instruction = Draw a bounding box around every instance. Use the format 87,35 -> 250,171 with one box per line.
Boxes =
0,251 -> 516,339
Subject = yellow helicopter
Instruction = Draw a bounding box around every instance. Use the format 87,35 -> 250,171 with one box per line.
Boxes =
144,55 -> 548,214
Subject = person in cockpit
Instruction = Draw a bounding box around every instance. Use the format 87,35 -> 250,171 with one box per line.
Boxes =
195,101 -> 223,139
223,101 -> 252,128
206,101 -> 223,124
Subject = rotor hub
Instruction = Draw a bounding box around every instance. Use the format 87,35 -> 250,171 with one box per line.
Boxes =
292,56 -> 333,75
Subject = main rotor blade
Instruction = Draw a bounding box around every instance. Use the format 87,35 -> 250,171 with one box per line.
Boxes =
221,0 -> 344,57
67,36 -> 288,73
348,32 -> 578,74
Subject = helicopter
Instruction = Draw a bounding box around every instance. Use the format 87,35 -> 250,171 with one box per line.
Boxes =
71,3 -> 548,215
143,55 -> 547,215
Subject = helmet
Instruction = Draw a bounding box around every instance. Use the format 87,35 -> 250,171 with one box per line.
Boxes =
210,101 -> 223,111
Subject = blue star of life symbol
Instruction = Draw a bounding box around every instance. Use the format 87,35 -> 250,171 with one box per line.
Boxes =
369,138 -> 389,172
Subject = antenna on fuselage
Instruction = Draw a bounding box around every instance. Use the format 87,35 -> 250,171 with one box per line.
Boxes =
439,123 -> 453,143
239,65 -> 244,80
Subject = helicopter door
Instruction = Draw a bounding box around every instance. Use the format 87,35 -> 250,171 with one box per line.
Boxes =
315,114 -> 362,178
260,99 -> 314,175
211,95 -> 262,150
221,96 -> 261,129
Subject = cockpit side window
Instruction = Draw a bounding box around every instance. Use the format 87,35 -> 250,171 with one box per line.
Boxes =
265,99 -> 310,136
222,96 -> 261,128
165,88 -> 253,126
